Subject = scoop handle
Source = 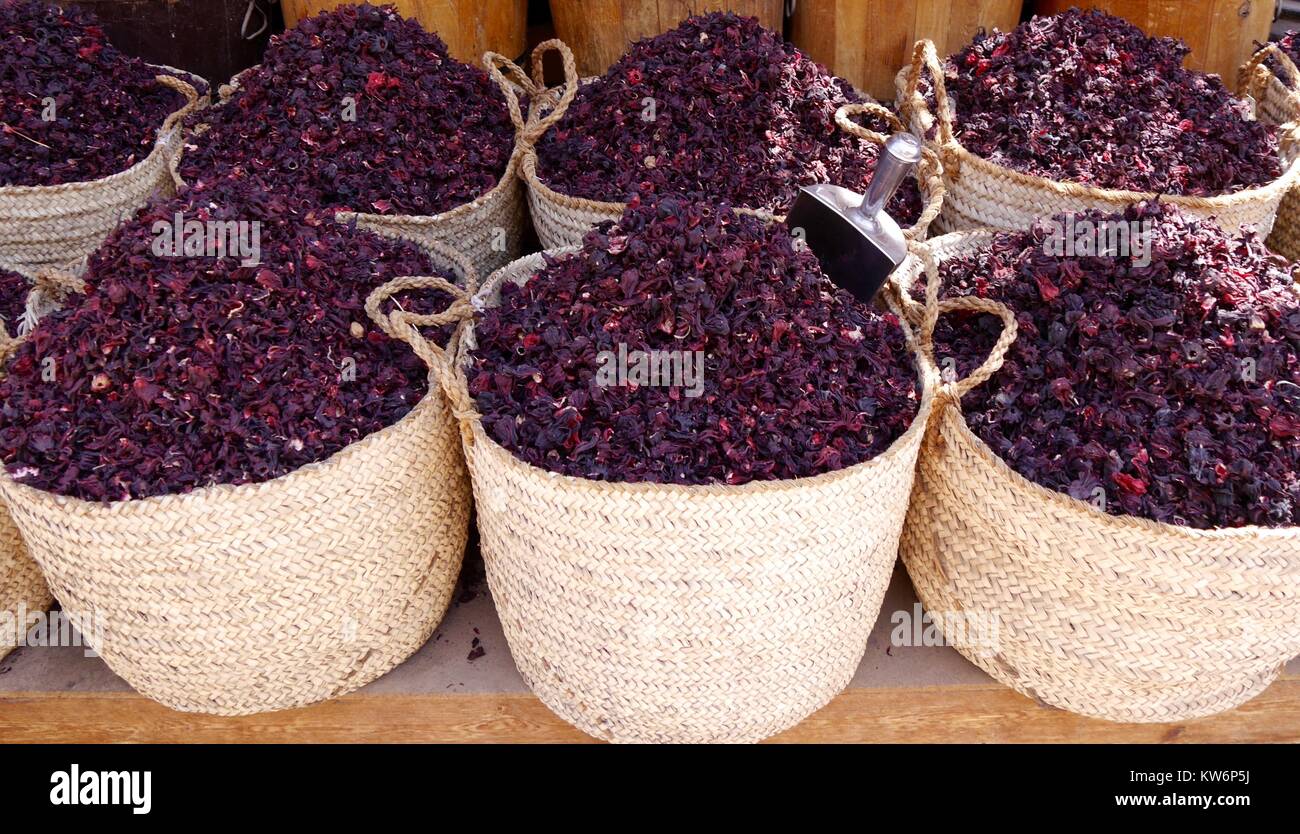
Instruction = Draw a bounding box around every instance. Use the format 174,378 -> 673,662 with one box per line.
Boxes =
858,133 -> 923,221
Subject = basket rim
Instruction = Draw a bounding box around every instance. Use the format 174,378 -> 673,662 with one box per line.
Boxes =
453,246 -> 940,498
898,228 -> 1300,545
0,64 -> 206,197
0,365 -> 448,517
893,62 -> 1300,210
178,63 -> 522,227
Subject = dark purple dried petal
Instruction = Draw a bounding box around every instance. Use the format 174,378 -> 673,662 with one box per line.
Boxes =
176,4 -> 512,216
918,201 -> 1300,529
0,268 -> 31,332
935,9 -> 1280,196
0,184 -> 457,502
471,194 -> 921,485
536,13 -> 923,222
0,0 -> 199,186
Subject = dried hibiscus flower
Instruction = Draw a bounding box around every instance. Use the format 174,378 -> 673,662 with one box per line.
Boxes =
919,201 -> 1300,529
933,8 -> 1280,197
470,195 -> 921,485
535,12 -> 922,222
0,184 -> 457,502
0,0 -> 196,186
0,268 -> 31,334
176,3 -> 513,217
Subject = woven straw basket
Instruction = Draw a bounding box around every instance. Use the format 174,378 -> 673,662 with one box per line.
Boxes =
494,41 -> 946,251
0,306 -> 48,662
374,246 -> 985,744
0,258 -> 89,661
893,231 -> 1300,723
0,241 -> 477,715
897,41 -> 1300,238
173,66 -> 525,279
1239,43 -> 1300,261
0,68 -> 204,273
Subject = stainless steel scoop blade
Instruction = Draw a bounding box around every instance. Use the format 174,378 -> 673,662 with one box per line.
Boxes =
785,132 -> 924,305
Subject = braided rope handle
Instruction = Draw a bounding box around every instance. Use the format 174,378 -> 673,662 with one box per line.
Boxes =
19,262 -> 86,336
902,40 -> 956,148
365,238 -> 480,435
833,102 -> 946,240
887,242 -> 1018,405
485,39 -> 579,148
1242,42 -> 1300,94
365,274 -> 472,370
1239,43 -> 1300,160
156,74 -> 202,136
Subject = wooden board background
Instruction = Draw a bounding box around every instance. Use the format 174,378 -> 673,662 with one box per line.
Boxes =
791,0 -> 1024,101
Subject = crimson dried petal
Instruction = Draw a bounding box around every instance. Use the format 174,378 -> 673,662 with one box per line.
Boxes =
471,195 -> 920,486
176,4 -> 512,217
935,9 -> 1280,196
536,12 -> 923,222
918,201 -> 1300,530
0,184 -> 458,502
0,0 -> 200,187
0,268 -> 31,331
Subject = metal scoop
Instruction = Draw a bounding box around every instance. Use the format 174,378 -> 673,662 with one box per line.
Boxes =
786,132 -> 924,305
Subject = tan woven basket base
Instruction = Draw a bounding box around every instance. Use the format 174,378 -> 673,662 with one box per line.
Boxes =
0,378 -> 471,715
896,232 -> 1300,724
452,251 -> 936,743
0,509 -> 49,662
0,67 -> 204,272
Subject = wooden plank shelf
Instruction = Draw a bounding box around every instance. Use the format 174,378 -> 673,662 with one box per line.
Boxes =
3,567 -> 1297,743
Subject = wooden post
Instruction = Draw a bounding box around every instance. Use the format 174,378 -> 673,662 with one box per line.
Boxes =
1032,0 -> 1275,86
280,0 -> 529,64
550,0 -> 786,79
791,0 -> 1024,102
